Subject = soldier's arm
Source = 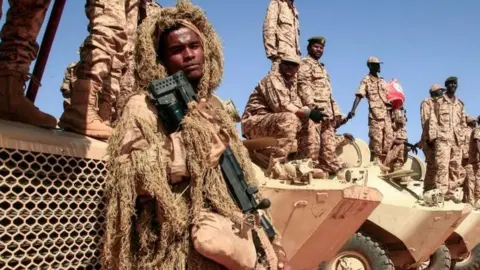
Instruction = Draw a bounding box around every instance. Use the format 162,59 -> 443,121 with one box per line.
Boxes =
296,62 -> 315,108
420,100 -> 431,126
263,0 -> 279,59
348,80 -> 366,117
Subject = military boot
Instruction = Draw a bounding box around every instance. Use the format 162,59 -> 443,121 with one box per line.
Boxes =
0,70 -> 57,128
58,79 -> 112,140
97,100 -> 114,127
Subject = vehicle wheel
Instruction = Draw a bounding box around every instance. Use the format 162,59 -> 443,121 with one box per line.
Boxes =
451,243 -> 480,270
417,244 -> 451,270
319,232 -> 394,270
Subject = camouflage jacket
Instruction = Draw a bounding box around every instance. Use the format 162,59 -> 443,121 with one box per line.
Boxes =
356,74 -> 390,120
297,56 -> 343,119
469,128 -> 480,164
241,71 -> 301,121
463,126 -> 474,160
391,108 -> 407,140
429,95 -> 467,145
263,0 -> 300,59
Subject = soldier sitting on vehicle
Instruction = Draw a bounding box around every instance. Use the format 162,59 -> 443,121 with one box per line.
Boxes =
241,55 -> 325,180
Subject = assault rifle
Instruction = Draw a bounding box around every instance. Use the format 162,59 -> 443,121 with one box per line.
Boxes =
148,71 -> 276,240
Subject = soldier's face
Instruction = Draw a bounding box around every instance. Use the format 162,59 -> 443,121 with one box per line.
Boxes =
279,61 -> 299,79
446,81 -> 457,93
308,43 -> 324,60
368,63 -> 381,73
162,27 -> 205,81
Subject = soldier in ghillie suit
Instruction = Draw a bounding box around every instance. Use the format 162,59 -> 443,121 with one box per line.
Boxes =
102,1 -> 289,269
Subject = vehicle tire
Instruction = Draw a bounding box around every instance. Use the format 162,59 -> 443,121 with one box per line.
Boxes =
419,244 -> 451,270
319,232 -> 394,270
451,243 -> 480,270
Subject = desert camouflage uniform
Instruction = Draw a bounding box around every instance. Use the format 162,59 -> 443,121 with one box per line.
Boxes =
463,126 -> 476,204
241,71 -> 318,164
469,128 -> 480,202
263,0 -> 300,72
297,56 -> 344,173
0,0 -> 51,74
115,0 -> 162,118
420,97 -> 439,192
384,108 -> 407,170
356,74 -> 393,160
60,62 -> 78,110
430,95 -> 467,197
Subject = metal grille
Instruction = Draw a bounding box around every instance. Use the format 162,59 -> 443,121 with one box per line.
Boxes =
0,147 -> 106,269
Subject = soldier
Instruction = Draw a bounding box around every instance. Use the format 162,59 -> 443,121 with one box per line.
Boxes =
241,55 -> 324,179
429,76 -> 467,202
58,0 -> 137,140
463,116 -> 477,204
384,107 -> 408,172
418,84 -> 445,193
297,36 -> 346,174
60,62 -> 78,110
0,0 -> 57,128
113,0 -> 163,122
469,115 -> 480,207
102,1 -> 289,269
347,57 -> 393,170
263,0 -> 300,72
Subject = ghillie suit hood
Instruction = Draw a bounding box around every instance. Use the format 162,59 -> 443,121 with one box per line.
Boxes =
102,1 -> 270,269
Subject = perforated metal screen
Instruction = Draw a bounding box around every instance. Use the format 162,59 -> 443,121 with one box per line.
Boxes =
0,147 -> 106,269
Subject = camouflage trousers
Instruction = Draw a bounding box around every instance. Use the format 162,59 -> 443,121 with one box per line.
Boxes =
473,163 -> 480,201
115,0 -> 140,119
433,139 -> 465,197
463,161 -> 480,204
368,117 -> 394,160
316,119 -> 343,173
384,140 -> 406,171
0,0 -> 51,74
76,0 -> 136,120
422,143 -> 437,193
242,112 -> 318,164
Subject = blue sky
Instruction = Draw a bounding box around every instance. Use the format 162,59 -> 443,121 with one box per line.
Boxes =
1,0 -> 479,151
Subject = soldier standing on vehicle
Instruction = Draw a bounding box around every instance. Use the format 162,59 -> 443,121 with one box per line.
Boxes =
384,107 -> 408,172
296,36 -> 346,175
419,84 -> 445,192
102,1 -> 290,268
241,55 -> 325,179
0,0 -> 57,128
347,57 -> 393,171
114,0 -> 163,121
463,116 -> 477,204
263,0 -> 300,72
429,77 -> 467,202
469,115 -> 480,208
58,0 -> 140,140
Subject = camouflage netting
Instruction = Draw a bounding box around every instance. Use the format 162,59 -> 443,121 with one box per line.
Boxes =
102,1 -> 272,269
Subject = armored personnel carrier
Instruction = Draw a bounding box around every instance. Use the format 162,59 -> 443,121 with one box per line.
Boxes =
325,138 -> 477,270
402,155 -> 480,270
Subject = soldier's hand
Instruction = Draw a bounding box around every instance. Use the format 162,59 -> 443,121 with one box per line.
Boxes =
295,106 -> 311,118
343,133 -> 355,142
308,109 -> 325,123
347,111 -> 355,119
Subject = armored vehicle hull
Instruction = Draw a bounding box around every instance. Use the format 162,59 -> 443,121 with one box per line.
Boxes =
331,138 -> 474,269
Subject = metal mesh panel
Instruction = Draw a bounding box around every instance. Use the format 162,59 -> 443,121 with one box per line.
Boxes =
0,147 -> 106,269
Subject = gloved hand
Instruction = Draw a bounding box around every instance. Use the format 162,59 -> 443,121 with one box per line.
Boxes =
309,108 -> 325,123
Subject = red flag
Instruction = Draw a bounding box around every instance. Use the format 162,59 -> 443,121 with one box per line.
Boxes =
386,78 -> 405,109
